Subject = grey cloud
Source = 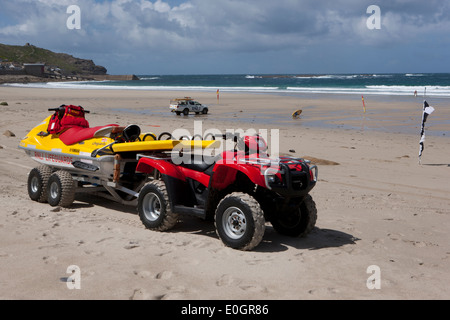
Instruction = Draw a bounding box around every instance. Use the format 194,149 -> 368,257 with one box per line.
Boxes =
2,0 -> 449,51
1,0 -> 449,74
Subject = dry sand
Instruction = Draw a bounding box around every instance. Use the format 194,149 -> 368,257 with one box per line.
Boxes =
0,86 -> 449,300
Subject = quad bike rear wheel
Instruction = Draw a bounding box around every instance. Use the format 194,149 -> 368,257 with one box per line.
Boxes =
28,165 -> 53,202
270,194 -> 317,237
47,170 -> 75,207
138,180 -> 178,231
215,192 -> 265,251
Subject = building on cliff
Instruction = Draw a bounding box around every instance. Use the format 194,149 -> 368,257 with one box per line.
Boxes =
23,63 -> 45,77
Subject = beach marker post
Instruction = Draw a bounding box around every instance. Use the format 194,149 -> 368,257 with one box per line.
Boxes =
418,100 -> 435,164
362,95 -> 366,113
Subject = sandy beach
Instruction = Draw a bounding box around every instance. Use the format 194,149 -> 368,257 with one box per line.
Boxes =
0,86 -> 449,300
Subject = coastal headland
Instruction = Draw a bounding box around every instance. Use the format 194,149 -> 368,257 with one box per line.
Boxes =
0,43 -> 139,84
0,73 -> 139,84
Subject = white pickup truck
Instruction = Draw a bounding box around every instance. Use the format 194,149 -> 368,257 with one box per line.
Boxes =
170,97 -> 209,115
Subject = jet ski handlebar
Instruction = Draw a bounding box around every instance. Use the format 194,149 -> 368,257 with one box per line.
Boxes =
48,107 -> 90,113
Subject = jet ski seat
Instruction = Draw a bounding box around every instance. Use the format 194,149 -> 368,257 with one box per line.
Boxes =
59,125 -> 121,146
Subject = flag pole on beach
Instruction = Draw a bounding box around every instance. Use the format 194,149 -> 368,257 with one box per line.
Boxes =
362,95 -> 366,113
418,100 -> 435,164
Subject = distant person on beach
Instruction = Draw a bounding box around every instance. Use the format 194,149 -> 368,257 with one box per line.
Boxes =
414,90 -> 417,97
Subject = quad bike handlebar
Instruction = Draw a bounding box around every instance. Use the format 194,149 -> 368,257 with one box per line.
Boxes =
215,132 -> 241,142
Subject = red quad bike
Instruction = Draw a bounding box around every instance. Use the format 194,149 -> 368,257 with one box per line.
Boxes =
136,133 -> 318,251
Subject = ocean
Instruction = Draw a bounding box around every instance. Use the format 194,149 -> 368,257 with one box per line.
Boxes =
7,73 -> 450,98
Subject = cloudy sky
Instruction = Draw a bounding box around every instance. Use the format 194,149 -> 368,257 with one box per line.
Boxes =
1,0 -> 449,75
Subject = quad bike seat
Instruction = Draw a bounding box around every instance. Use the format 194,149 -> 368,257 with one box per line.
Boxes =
179,154 -> 222,174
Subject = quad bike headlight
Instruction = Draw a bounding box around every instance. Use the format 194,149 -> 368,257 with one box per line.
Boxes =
263,167 -> 281,190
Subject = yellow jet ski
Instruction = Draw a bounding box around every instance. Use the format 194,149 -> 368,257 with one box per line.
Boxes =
19,104 -> 217,207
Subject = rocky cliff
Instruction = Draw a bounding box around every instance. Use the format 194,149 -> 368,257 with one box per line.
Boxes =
0,43 -> 107,76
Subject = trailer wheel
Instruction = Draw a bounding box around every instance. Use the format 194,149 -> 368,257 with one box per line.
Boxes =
215,192 -> 265,251
138,180 -> 178,231
28,165 -> 53,202
271,195 -> 317,237
47,170 -> 75,207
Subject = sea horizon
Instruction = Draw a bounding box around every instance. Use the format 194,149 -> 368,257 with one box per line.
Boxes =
3,72 -> 450,98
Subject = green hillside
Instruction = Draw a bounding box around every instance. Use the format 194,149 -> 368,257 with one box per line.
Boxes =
0,43 -> 106,75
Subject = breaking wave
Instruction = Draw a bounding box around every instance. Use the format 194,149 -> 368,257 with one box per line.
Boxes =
3,73 -> 449,97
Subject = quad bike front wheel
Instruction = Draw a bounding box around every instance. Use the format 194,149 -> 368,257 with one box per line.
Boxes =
270,194 -> 317,237
47,170 -> 75,207
138,180 -> 178,231
28,165 -> 53,202
215,192 -> 265,251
